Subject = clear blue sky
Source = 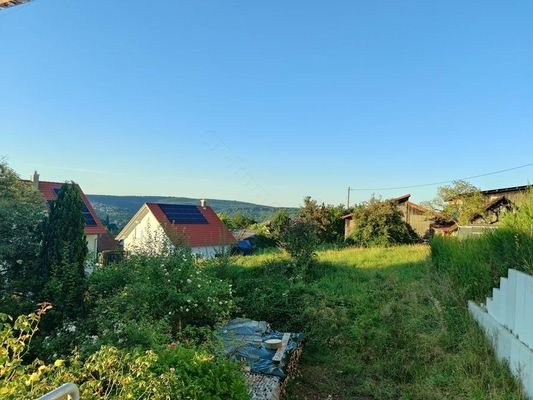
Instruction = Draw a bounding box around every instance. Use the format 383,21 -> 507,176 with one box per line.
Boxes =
1,0 -> 532,207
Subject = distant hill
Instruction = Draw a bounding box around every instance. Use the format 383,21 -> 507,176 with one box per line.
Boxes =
87,194 -> 298,230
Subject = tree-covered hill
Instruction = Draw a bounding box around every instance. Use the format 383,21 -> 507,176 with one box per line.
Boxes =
87,194 -> 297,230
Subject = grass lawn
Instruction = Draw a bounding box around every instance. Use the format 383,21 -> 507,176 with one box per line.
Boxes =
222,245 -> 524,400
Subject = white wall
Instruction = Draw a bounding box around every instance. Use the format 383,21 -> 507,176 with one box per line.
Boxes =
86,234 -> 98,257
191,245 -> 232,258
468,269 -> 533,399
122,211 -> 168,254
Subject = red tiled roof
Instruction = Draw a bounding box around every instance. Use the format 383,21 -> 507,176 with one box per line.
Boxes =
30,180 -> 108,235
146,203 -> 236,247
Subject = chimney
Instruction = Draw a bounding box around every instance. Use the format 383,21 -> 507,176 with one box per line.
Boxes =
200,199 -> 207,208
31,171 -> 39,190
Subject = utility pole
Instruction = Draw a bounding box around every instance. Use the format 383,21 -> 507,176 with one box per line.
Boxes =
347,186 -> 351,209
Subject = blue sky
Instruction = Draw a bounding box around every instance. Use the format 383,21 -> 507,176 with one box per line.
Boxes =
1,0 -> 532,207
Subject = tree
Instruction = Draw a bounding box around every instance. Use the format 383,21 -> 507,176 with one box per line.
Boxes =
299,196 -> 347,243
40,182 -> 88,318
347,198 -> 419,247
279,219 -> 319,279
0,162 -> 46,313
218,213 -> 235,230
424,180 -> 486,225
231,213 -> 257,229
268,210 -> 291,241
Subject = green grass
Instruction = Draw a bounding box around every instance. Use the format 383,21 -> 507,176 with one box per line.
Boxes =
431,231 -> 533,302
221,245 -> 524,400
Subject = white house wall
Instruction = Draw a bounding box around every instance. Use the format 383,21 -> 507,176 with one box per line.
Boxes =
86,234 -> 98,257
122,211 -> 167,253
191,245 -> 232,258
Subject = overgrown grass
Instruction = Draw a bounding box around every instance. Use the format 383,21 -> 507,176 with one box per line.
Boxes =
431,230 -> 533,302
221,245 -> 524,399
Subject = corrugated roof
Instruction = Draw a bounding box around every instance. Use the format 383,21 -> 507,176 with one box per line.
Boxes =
146,203 -> 236,247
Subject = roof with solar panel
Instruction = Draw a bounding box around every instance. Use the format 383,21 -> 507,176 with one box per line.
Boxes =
117,201 -> 236,248
29,180 -> 108,235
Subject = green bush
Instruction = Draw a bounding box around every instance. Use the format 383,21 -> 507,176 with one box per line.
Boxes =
280,220 -> 319,279
347,198 -> 419,247
86,249 -> 236,349
431,194 -> 533,301
0,305 -> 248,400
0,162 -> 46,317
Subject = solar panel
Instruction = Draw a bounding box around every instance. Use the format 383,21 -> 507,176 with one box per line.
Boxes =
159,204 -> 208,224
83,212 -> 97,226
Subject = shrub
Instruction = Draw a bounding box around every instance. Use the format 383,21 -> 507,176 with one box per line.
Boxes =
0,305 -> 248,400
298,196 -> 347,243
86,249 -> 236,349
500,188 -> 533,232
431,196 -> 533,301
0,162 -> 46,316
347,198 -> 419,247
279,220 -> 319,279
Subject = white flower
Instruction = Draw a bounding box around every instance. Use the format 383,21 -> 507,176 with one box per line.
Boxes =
186,279 -> 192,284
185,308 -> 189,312
197,284 -> 201,288
187,299 -> 191,303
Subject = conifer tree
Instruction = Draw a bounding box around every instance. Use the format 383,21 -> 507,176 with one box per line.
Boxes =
41,182 -> 88,318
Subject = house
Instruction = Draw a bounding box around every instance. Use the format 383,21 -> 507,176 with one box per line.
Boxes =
434,184 -> 532,237
342,194 -> 436,239
25,171 -> 118,256
481,185 -> 531,206
116,200 -> 236,257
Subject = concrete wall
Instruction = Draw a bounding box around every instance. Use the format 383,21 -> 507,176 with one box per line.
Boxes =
468,269 -> 533,399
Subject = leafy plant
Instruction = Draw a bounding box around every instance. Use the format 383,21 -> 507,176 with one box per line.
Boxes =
86,250 -> 236,349
279,219 -> 319,279
0,162 -> 46,316
424,180 -> 486,225
347,198 -> 419,247
0,305 -> 248,400
298,196 -> 348,243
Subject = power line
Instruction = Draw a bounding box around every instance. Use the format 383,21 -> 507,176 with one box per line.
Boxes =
348,162 -> 533,192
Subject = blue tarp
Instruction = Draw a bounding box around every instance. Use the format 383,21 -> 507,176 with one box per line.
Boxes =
237,239 -> 253,255
219,318 -> 304,378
